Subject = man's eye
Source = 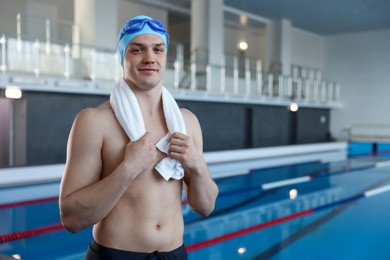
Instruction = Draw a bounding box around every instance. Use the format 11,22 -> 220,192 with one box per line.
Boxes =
131,48 -> 142,53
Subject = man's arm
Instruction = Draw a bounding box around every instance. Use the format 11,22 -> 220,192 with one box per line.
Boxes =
169,109 -> 218,217
59,108 -> 157,233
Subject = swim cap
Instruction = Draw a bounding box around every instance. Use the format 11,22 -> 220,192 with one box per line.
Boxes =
117,15 -> 170,67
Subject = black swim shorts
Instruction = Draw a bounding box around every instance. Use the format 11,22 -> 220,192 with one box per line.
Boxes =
85,239 -> 188,260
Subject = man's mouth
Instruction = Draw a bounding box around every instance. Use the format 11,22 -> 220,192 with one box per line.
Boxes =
139,68 -> 158,72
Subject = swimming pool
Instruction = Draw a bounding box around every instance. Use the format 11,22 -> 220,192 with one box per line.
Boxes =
185,159 -> 390,259
1,144 -> 390,259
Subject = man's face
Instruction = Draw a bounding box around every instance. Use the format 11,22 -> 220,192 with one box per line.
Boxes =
123,34 -> 167,90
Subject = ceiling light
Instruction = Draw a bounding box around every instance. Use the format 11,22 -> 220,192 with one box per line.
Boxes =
5,86 -> 22,99
289,102 -> 299,112
238,41 -> 248,51
239,15 -> 248,25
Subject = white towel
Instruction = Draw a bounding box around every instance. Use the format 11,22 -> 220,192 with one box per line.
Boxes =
110,78 -> 187,181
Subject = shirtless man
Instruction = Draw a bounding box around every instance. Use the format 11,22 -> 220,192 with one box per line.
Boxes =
59,15 -> 218,259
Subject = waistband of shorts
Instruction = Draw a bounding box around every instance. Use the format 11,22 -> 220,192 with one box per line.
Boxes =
90,239 -> 187,258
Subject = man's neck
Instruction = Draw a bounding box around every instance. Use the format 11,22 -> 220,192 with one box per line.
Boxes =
125,81 -> 163,116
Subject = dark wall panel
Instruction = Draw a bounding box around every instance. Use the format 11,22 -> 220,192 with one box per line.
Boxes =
252,105 -> 290,147
178,101 -> 247,151
25,92 -> 107,165
21,91 -> 332,166
296,108 -> 330,144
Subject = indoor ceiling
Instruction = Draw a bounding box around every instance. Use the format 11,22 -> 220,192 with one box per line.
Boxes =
131,0 -> 390,35
224,0 -> 390,35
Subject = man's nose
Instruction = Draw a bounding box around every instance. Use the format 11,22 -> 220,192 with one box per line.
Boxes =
142,49 -> 155,63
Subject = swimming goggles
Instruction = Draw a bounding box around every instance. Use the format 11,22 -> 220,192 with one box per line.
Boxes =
118,18 -> 170,46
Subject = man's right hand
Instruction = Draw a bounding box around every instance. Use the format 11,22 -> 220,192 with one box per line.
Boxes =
123,132 -> 158,176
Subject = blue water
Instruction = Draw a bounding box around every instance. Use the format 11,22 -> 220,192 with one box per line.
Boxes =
186,165 -> 390,259
1,145 -> 390,259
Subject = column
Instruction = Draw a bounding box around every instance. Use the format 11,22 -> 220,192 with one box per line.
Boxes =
266,19 -> 292,75
191,0 -> 224,67
74,0 -> 118,50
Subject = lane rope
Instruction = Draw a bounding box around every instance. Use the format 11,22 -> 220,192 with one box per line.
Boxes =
0,224 -> 63,243
0,196 -> 58,209
217,164 -> 376,199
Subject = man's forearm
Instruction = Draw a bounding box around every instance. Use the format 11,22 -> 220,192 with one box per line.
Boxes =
60,163 -> 136,232
185,164 -> 219,217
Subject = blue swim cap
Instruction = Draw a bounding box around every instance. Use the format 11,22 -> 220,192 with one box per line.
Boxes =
117,15 -> 170,67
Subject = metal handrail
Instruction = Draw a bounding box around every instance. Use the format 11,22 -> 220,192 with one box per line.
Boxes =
0,33 -> 341,104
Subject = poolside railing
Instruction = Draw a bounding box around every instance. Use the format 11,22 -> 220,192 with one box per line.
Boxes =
0,32 -> 341,106
345,124 -> 390,142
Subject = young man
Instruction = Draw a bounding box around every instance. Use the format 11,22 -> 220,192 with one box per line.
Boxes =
59,15 -> 218,259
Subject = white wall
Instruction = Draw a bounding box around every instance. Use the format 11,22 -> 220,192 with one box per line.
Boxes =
291,28 -> 323,69
224,19 -> 325,74
29,0 -> 73,22
224,26 -> 266,62
0,0 -> 73,21
323,29 -> 390,140
0,0 -> 74,42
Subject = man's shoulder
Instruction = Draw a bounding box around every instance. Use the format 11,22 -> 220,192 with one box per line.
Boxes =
180,108 -> 196,120
75,101 -> 115,126
79,101 -> 111,115
180,108 -> 201,132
